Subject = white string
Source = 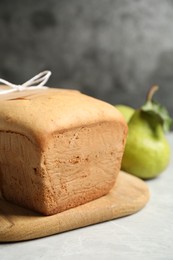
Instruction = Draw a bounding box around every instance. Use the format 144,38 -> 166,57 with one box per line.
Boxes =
0,70 -> 51,95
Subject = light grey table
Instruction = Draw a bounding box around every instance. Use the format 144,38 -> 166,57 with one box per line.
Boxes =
0,134 -> 173,260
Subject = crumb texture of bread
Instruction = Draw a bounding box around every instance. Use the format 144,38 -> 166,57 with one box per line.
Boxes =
0,89 -> 127,215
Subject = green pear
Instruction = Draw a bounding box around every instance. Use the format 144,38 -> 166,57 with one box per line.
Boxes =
115,105 -> 135,123
121,86 -> 172,179
122,110 -> 171,179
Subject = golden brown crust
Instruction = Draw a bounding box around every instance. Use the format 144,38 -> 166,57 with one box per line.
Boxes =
0,88 -> 126,147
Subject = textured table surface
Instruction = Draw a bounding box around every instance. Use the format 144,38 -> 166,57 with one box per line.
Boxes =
0,133 -> 173,260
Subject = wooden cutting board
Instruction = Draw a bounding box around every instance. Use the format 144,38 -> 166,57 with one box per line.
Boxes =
0,172 -> 149,242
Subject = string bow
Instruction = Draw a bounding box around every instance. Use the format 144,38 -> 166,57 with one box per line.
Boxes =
0,71 -> 51,95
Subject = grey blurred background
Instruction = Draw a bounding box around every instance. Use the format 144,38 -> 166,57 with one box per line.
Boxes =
0,0 -> 173,118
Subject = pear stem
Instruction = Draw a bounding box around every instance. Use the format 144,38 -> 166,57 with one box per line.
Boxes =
147,85 -> 159,102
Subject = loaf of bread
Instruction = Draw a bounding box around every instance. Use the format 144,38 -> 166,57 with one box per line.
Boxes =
0,88 -> 127,215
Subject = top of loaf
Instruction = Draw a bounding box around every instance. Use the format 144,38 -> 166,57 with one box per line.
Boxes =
0,88 -> 126,147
